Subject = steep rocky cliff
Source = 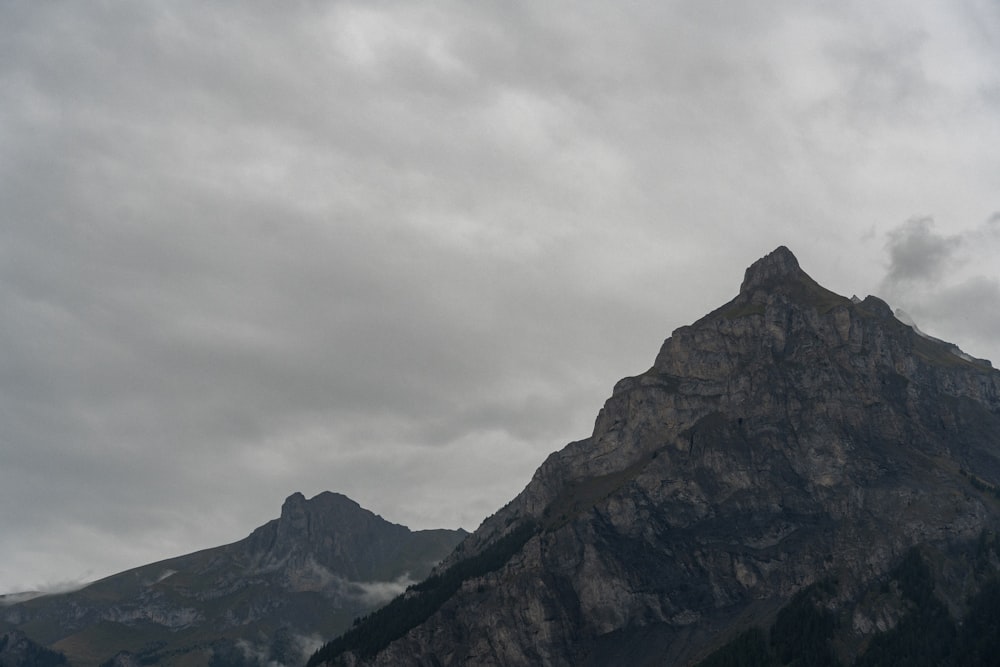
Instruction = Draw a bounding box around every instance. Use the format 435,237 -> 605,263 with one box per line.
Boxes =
314,247 -> 1000,666
2,492 -> 465,667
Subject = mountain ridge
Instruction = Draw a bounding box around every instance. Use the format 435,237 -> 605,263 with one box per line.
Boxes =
2,491 -> 466,667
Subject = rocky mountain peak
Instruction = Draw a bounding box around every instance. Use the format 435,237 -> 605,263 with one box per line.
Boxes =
255,492 -> 413,577
279,491 -> 308,528
738,244 -> 802,293
282,490 -> 307,509
279,491 -> 361,527
317,247 -> 1000,667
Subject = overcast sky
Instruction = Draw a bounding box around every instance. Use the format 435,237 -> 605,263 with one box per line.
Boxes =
2,1 -> 999,595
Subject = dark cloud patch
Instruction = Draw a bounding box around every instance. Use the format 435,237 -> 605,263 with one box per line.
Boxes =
883,217 -> 961,286
879,214 -> 1000,364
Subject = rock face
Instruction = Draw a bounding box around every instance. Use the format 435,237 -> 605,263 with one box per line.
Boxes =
318,247 -> 1000,666
2,492 -> 466,667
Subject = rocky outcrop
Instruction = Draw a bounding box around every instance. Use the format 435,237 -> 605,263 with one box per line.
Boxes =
243,492 -> 461,585
320,246 -> 1000,666
3,492 -> 466,667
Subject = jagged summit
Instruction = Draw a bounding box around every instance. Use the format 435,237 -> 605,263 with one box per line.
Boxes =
280,490 -> 364,519
684,246 -> 850,335
739,245 -> 802,292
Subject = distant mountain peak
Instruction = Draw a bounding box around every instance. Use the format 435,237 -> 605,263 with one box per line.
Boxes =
739,245 -> 802,293
3,492 -> 466,667
280,491 -> 361,517
280,490 -> 308,516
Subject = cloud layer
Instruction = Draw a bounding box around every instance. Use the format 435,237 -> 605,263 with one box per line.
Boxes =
1,1 -> 999,593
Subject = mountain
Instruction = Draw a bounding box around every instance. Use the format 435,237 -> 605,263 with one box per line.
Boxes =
311,247 -> 1000,666
1,492 -> 466,667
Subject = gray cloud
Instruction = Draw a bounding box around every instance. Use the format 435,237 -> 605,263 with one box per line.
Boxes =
925,277 -> 1000,335
883,217 -> 961,286
879,214 -> 1000,364
1,0 -> 999,592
